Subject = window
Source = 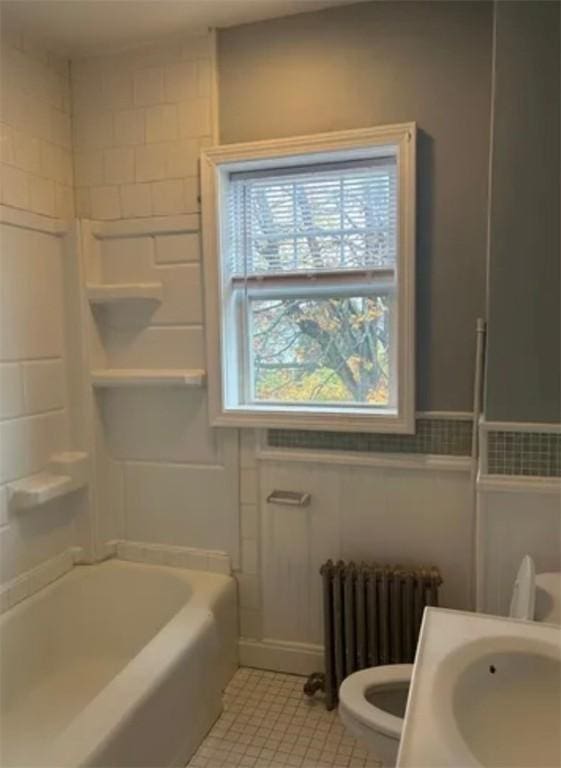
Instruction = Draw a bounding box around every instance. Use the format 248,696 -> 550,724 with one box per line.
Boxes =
201,124 -> 416,433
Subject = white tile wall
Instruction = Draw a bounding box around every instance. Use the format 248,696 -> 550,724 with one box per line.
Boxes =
123,454 -> 238,554
71,36 -> 212,219
0,31 -> 74,219
74,34 -> 239,562
0,226 -> 64,360
0,218 -> 89,585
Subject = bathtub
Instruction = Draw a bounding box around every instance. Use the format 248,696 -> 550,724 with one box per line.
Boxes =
0,559 -> 238,768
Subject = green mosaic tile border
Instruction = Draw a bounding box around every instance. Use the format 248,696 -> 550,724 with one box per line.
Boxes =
267,418 -> 473,456
487,431 -> 561,477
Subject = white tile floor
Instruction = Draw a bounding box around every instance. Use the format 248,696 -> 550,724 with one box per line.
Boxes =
187,668 -> 382,768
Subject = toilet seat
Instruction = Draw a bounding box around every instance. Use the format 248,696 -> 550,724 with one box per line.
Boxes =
339,664 -> 413,739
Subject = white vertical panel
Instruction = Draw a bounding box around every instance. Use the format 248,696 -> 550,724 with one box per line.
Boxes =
477,484 -> 561,616
260,463 -> 341,644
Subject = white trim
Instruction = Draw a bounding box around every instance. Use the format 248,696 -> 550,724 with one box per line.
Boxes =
481,418 -> 561,434
238,638 -> 324,676
477,473 -> 560,495
91,214 -> 199,239
0,204 -> 68,236
257,446 -> 471,472
203,124 -> 416,164
201,123 -> 416,434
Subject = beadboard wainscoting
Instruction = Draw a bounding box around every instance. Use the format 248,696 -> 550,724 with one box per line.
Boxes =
476,419 -> 561,616
476,475 -> 561,616
238,428 -> 473,674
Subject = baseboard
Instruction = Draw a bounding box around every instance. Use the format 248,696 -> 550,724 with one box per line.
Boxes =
239,638 -> 324,677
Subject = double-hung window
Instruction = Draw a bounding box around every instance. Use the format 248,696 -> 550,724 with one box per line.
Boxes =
201,124 -> 416,433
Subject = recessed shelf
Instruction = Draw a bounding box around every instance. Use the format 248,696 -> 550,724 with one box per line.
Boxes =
7,452 -> 89,511
86,282 -> 163,304
91,368 -> 206,388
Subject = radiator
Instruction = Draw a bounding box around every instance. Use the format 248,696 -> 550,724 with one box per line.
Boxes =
316,559 -> 442,710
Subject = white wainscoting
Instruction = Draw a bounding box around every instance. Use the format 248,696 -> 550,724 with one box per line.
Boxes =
476,474 -> 561,615
258,457 -> 473,663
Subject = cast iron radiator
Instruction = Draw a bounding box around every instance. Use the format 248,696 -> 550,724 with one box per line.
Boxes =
305,560 -> 443,709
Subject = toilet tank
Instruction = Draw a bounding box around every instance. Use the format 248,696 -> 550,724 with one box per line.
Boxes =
534,572 -> 561,624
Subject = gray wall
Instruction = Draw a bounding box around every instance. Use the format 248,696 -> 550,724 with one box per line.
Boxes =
218,1 -> 493,412
485,1 -> 560,424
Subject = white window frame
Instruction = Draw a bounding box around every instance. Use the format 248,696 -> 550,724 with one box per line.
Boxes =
201,123 -> 416,433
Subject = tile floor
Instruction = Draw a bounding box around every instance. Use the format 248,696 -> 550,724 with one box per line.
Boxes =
187,668 -> 382,768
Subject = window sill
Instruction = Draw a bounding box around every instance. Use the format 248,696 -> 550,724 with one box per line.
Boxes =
212,404 -> 414,434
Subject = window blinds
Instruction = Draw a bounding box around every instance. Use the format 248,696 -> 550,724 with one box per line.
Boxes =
228,157 -> 397,279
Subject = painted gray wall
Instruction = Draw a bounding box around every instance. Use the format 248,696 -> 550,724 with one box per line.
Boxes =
218,1 -> 493,412
485,1 -> 560,424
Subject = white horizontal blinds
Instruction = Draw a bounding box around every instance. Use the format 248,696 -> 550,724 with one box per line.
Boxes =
228,157 -> 397,280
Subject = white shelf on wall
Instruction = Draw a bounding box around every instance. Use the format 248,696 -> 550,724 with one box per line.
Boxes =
91,368 -> 206,388
7,452 -> 89,511
86,282 -> 163,305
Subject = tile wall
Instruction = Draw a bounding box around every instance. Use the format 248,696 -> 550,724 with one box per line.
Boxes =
71,35 -> 212,220
0,223 -> 76,583
71,36 -> 242,574
0,31 -> 91,587
487,430 -> 561,477
0,29 -> 74,218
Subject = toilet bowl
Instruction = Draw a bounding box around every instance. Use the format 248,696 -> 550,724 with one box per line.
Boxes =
339,664 -> 412,767
338,554 -> 550,767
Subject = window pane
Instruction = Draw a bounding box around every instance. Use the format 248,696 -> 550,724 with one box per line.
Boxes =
229,160 -> 397,277
249,295 -> 392,405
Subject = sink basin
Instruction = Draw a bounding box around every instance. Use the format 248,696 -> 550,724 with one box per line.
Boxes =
438,637 -> 560,767
397,609 -> 561,767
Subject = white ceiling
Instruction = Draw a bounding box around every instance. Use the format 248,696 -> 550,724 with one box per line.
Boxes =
0,0 -> 364,58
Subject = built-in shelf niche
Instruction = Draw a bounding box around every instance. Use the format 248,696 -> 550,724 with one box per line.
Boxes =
86,282 -> 163,305
91,368 -> 206,388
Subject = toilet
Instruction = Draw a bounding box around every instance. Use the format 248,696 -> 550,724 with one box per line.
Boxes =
338,556 -> 560,767
339,664 -> 412,767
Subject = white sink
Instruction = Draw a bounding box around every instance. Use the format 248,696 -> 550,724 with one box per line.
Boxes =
397,608 -> 561,767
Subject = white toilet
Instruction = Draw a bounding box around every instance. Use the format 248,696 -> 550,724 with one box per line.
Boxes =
339,663 -> 412,767
338,556 -> 560,767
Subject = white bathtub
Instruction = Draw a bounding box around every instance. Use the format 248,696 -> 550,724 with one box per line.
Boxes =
0,560 -> 238,768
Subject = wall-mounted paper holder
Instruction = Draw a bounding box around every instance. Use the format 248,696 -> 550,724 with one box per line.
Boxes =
266,490 -> 311,507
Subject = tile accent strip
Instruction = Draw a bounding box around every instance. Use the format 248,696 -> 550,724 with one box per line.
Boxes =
267,418 -> 473,456
115,540 -> 231,575
487,431 -> 561,477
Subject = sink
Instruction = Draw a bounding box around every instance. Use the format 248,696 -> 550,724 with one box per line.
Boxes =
397,609 -> 561,767
437,637 -> 560,767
